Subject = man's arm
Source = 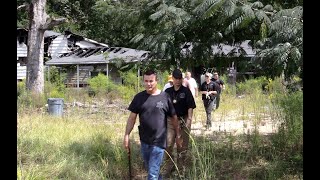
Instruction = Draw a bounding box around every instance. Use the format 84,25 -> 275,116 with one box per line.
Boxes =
220,80 -> 225,90
183,78 -> 189,88
123,112 -> 137,152
221,84 -> 225,90
170,115 -> 183,147
193,79 -> 199,97
186,108 -> 193,128
195,87 -> 198,97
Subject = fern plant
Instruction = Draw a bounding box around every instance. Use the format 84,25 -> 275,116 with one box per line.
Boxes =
253,6 -> 303,81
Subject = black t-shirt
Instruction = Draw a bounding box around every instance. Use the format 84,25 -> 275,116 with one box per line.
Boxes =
128,90 -> 176,149
212,78 -> 224,94
165,86 -> 196,117
212,78 -> 224,85
200,81 -> 219,100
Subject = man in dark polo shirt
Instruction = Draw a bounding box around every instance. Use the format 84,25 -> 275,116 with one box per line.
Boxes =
212,72 -> 225,109
201,72 -> 219,129
123,69 -> 182,180
163,69 -> 196,176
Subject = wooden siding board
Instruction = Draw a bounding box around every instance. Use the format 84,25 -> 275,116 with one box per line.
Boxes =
17,41 -> 27,58
17,66 -> 27,80
64,70 -> 91,86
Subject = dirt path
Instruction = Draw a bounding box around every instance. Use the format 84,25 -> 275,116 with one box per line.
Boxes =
64,100 -> 280,137
191,109 -> 280,137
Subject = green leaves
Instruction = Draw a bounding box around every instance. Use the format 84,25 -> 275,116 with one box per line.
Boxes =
16,0 -> 303,82
259,22 -> 268,39
193,0 -> 227,18
149,4 -> 167,21
251,1 -> 264,9
130,34 -> 145,44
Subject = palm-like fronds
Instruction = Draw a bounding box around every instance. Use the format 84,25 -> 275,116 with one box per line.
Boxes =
149,4 -> 168,21
255,10 -> 271,26
262,4 -> 274,12
167,5 -> 191,25
251,1 -> 264,9
130,33 -> 145,44
148,2 -> 190,29
225,5 -> 255,34
223,0 -> 237,16
270,18 -> 301,43
193,0 -> 227,18
147,0 -> 162,7
224,15 -> 245,34
272,6 -> 302,21
130,1 -> 191,63
269,7 -> 303,44
254,5 -> 303,80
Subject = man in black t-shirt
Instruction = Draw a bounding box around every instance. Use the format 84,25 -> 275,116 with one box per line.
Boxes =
212,72 -> 225,109
123,70 -> 182,180
200,72 -> 219,129
163,69 -> 196,176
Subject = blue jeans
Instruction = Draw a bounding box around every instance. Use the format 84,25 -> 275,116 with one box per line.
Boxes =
141,141 -> 165,180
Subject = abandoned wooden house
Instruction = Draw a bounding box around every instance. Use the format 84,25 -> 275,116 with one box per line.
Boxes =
17,28 -> 150,88
45,46 -> 150,88
17,28 -> 110,81
17,28 -> 62,81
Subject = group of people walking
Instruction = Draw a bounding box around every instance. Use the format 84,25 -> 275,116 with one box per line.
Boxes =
123,68 -> 224,179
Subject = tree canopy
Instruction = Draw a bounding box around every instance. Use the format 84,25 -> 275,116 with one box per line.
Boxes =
17,0 -> 303,83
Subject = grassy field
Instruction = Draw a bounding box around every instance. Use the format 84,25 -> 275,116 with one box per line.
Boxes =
17,77 -> 303,180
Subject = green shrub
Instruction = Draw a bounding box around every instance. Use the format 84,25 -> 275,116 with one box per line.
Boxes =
17,80 -> 26,98
119,69 -> 139,88
223,83 -> 236,96
17,90 -> 47,113
235,76 -> 267,95
159,71 -> 170,89
268,90 -> 303,175
45,66 -> 66,86
45,81 -> 65,97
116,85 -> 136,103
88,73 -> 116,96
119,69 -> 144,93
271,91 -> 303,151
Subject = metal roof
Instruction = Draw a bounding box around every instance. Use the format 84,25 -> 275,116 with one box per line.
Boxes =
17,28 -> 61,38
45,46 -> 150,65
44,30 -> 61,37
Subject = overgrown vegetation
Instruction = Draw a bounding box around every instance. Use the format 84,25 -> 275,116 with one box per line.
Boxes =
17,0 -> 303,178
17,75 -> 303,179
87,73 -> 117,97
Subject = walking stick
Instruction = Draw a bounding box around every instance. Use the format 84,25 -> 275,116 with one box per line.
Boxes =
128,146 -> 132,180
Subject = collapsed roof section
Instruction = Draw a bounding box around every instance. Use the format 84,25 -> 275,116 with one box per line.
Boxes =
48,31 -> 109,58
45,46 -> 150,65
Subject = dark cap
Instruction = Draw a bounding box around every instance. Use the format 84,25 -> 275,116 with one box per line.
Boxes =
172,69 -> 183,79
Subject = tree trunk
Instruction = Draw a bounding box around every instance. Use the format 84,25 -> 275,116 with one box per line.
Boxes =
26,0 -> 47,93
26,0 -> 66,94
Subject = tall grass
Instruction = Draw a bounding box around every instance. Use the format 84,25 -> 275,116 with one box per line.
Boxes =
17,113 -> 130,179
17,75 -> 303,179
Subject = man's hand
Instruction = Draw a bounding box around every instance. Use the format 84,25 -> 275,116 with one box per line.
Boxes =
185,118 -> 192,129
123,134 -> 130,153
206,92 -> 210,99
